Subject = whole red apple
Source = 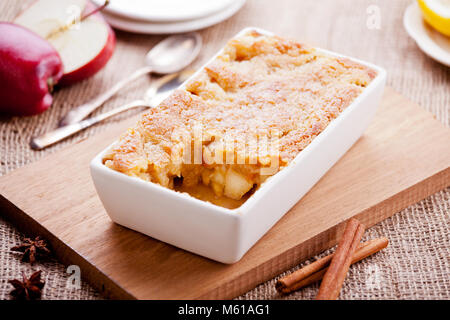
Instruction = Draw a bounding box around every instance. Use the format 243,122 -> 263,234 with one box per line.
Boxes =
0,22 -> 64,116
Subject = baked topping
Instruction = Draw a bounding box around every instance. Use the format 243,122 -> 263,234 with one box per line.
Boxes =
104,31 -> 376,206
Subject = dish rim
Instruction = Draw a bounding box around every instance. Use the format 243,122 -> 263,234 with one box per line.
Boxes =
91,26 -> 387,217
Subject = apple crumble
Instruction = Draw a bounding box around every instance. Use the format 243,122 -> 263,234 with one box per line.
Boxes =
103,31 -> 377,208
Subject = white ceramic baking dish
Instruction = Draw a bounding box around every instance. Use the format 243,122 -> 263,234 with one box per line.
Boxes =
90,27 -> 386,263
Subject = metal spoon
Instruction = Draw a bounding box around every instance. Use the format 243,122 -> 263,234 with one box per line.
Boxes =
30,70 -> 194,150
58,32 -> 202,127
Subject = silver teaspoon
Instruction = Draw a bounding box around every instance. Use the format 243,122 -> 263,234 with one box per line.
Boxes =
58,32 -> 202,127
30,70 -> 194,150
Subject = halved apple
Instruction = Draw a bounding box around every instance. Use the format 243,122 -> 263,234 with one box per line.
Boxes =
14,0 -> 115,85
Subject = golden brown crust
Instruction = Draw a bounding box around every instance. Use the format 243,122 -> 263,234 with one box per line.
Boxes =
104,31 -> 377,200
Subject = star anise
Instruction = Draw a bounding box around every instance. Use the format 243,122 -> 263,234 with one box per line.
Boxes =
11,236 -> 51,265
8,270 -> 45,300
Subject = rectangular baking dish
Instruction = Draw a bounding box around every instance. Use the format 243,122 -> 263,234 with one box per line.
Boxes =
90,27 -> 386,263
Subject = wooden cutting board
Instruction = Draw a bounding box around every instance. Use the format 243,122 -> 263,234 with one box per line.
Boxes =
0,87 -> 449,299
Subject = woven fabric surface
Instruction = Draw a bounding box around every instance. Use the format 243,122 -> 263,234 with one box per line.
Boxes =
0,0 -> 449,300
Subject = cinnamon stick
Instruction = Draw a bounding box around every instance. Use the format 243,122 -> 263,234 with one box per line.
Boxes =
275,237 -> 388,294
316,218 -> 365,300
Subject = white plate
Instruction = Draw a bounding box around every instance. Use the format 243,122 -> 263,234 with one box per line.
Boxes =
92,0 -> 236,22
102,0 -> 246,34
90,27 -> 386,263
404,3 -> 450,67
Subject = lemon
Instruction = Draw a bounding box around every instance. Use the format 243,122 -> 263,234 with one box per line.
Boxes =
418,0 -> 450,36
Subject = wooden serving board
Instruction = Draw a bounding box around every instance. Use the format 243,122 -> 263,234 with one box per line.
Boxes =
0,87 -> 449,299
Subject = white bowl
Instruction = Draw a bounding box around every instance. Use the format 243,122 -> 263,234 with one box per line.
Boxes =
90,28 -> 386,264
403,3 -> 450,67
92,0 -> 237,23
101,0 -> 246,34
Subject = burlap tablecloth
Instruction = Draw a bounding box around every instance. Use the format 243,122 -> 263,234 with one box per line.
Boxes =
0,0 -> 449,300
